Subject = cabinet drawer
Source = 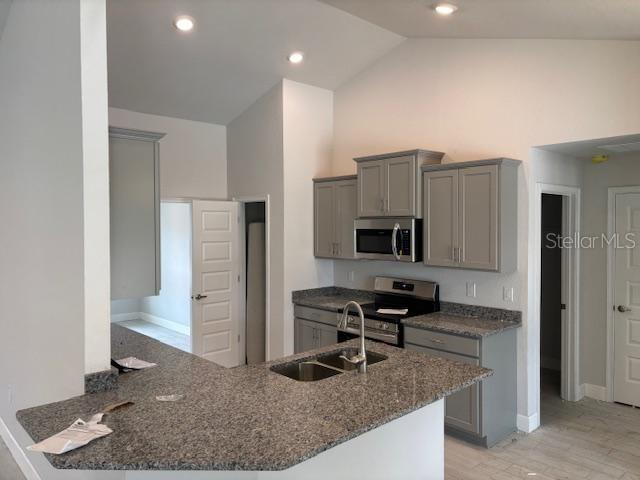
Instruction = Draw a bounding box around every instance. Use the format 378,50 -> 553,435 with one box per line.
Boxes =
405,327 -> 480,358
294,305 -> 339,327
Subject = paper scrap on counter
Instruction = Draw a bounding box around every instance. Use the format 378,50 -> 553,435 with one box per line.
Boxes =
27,413 -> 112,455
376,308 -> 409,315
115,356 -> 156,369
156,394 -> 184,402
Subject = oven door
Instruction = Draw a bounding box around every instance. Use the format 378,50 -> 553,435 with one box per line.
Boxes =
337,326 -> 400,346
354,218 -> 421,262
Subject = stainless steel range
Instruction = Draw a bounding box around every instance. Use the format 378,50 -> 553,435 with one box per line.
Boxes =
337,276 -> 439,347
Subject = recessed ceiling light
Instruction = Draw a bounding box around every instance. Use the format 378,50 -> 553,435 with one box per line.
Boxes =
434,3 -> 458,15
288,52 -> 304,64
174,15 -> 195,32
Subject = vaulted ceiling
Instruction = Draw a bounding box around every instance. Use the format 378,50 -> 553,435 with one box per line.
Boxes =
107,0 -> 403,125
321,0 -> 640,39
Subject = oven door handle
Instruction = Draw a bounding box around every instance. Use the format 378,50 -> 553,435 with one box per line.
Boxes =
391,223 -> 401,260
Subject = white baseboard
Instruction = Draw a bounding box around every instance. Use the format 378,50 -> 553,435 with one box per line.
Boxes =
111,312 -> 139,322
582,383 -> 607,401
139,312 -> 190,336
0,417 -> 41,480
517,412 -> 540,433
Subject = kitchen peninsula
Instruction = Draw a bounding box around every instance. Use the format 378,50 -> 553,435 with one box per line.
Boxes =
16,325 -> 490,479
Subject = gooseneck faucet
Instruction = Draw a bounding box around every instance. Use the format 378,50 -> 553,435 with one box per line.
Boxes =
338,301 -> 367,373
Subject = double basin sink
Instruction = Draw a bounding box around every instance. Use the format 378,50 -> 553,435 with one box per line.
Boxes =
271,347 -> 388,382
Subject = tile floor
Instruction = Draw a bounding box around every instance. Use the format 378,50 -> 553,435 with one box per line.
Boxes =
117,319 -> 191,353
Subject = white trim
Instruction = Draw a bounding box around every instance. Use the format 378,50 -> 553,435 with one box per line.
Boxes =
233,195 -> 272,362
606,186 -> 640,403
532,183 -> 582,418
139,312 -> 191,336
583,383 -> 607,402
0,417 -> 41,480
517,413 -> 540,433
111,312 -> 139,322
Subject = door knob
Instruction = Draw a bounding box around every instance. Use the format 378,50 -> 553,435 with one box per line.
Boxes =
192,294 -> 208,300
617,305 -> 631,313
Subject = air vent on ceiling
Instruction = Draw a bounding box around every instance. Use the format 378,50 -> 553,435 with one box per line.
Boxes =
597,142 -> 640,154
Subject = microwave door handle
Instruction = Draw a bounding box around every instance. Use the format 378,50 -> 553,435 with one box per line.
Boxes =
391,223 -> 401,260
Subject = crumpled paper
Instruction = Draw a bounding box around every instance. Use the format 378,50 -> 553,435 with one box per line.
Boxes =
115,356 -> 156,369
27,413 -> 112,454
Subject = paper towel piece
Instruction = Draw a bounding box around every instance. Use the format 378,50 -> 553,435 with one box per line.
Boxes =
376,308 -> 409,315
115,357 -> 156,369
27,413 -> 112,455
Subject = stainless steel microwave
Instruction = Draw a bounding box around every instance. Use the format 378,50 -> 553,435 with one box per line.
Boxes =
354,218 -> 422,262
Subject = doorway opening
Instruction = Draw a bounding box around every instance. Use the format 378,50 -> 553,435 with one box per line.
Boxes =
112,201 -> 193,353
540,194 -> 564,400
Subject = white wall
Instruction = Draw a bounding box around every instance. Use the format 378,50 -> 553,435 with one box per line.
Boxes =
228,82 -> 286,358
282,79 -> 334,354
0,1 -> 121,478
581,153 -> 640,387
81,0 -> 111,375
108,108 -> 227,200
140,202 -> 192,330
331,39 -> 640,424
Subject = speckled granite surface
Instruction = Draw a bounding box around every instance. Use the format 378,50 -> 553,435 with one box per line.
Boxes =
84,367 -> 119,394
440,301 -> 521,323
16,324 -> 490,471
403,312 -> 520,338
292,286 -> 374,312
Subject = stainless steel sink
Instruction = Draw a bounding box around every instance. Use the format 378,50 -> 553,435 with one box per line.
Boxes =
315,348 -> 388,372
270,348 -> 388,381
270,361 -> 342,381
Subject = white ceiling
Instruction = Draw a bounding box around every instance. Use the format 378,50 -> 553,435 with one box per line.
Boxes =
538,134 -> 640,159
107,0 -> 403,125
320,0 -> 640,39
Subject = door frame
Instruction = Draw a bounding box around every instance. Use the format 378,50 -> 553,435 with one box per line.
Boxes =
233,194 -> 272,362
606,186 -> 640,402
532,183 -> 581,408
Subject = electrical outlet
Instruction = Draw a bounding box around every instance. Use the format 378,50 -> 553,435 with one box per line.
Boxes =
466,282 -> 477,298
503,286 -> 515,302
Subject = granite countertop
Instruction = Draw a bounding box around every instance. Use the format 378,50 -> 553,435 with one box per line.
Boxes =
292,286 -> 374,313
402,312 -> 521,338
16,325 -> 490,472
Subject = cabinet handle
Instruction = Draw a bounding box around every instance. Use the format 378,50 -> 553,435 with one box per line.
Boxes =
429,338 -> 445,345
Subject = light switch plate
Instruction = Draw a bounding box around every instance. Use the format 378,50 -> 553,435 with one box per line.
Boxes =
503,286 -> 515,302
466,282 -> 477,298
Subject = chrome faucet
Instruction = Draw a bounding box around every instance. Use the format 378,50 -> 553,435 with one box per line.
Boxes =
338,301 -> 367,373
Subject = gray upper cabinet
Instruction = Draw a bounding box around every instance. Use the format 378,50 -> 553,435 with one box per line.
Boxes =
109,127 -> 164,300
314,176 -> 357,259
356,149 -> 445,218
423,158 -> 520,273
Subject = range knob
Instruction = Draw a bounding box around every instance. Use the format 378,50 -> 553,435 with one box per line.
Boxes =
376,321 -> 383,329
382,323 -> 389,330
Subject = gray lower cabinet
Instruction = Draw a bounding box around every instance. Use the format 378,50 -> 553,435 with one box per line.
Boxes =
355,149 -> 445,218
313,176 -> 357,259
405,326 -> 517,447
293,305 -> 339,353
423,158 -> 520,272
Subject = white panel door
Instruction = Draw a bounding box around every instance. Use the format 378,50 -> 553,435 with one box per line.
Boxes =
614,193 -> 640,406
192,200 -> 241,368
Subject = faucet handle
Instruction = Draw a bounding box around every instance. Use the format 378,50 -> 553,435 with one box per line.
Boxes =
340,353 -> 366,365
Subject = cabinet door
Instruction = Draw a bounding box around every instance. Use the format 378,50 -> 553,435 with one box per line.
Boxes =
295,318 -> 318,353
459,165 -> 498,270
357,160 -> 386,217
405,343 -> 480,435
423,169 -> 459,267
334,180 -> 357,259
316,322 -> 338,348
386,155 -> 416,216
314,183 -> 335,258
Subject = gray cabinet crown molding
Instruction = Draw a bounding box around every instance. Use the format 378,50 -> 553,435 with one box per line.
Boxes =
109,126 -> 166,142
421,157 -> 521,172
354,149 -> 445,163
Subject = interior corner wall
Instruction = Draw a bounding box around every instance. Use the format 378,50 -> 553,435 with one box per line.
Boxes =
0,2 -> 124,478
227,82 -> 286,359
331,39 -> 640,421
282,79 -> 334,355
108,108 -> 227,200
81,0 -> 111,375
